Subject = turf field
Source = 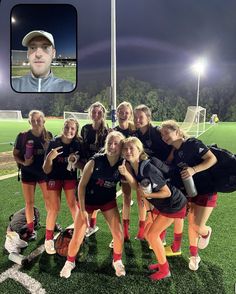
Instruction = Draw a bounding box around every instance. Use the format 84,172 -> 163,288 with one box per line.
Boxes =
0,121 -> 236,293
12,66 -> 76,84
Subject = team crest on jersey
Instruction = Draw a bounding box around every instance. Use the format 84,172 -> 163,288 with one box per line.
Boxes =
178,151 -> 184,158
48,180 -> 55,188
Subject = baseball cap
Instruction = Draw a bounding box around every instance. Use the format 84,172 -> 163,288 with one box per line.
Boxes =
22,30 -> 55,47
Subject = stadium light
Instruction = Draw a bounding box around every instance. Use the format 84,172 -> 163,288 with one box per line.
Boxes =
191,58 -> 207,136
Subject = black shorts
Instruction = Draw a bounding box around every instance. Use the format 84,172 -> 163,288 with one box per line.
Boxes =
21,169 -> 47,183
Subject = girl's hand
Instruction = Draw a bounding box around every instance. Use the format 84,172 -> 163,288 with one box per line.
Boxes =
118,159 -> 127,176
180,166 -> 195,179
48,146 -> 63,160
23,156 -> 34,166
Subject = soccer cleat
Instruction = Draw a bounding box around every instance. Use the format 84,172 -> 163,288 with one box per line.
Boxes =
44,239 -> 56,255
148,263 -> 160,271
85,226 -> 99,238
112,259 -> 126,277
109,239 -> 114,249
149,270 -> 171,281
189,255 -> 201,271
165,245 -> 182,256
60,261 -> 75,278
198,227 -> 212,250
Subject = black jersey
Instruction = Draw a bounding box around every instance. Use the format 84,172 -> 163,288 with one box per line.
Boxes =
134,125 -> 171,161
15,130 -> 52,180
81,124 -> 108,160
46,136 -> 84,181
172,138 -> 215,194
134,160 -> 187,213
85,154 -> 122,206
114,126 -> 134,138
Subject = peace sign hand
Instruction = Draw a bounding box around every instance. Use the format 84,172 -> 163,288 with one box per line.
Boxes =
49,146 -> 63,160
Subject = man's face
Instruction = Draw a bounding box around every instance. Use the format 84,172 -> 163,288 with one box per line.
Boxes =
27,36 -> 56,78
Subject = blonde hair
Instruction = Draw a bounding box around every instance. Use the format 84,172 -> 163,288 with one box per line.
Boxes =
160,120 -> 188,139
104,131 -> 125,154
63,118 -> 81,140
134,104 -> 152,124
117,101 -> 135,131
123,136 -> 148,161
88,101 -> 107,145
28,110 -> 51,142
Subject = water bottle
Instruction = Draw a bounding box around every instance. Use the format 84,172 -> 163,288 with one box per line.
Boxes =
182,176 -> 197,197
8,252 -> 28,266
25,140 -> 34,159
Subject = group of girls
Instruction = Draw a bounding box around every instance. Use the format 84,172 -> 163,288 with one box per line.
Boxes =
13,102 -> 218,281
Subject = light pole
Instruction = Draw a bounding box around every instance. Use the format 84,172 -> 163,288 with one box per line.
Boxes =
192,58 -> 206,136
111,0 -> 116,128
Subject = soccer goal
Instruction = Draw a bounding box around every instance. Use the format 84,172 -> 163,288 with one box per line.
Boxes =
63,111 -> 89,121
0,110 -> 23,120
181,106 -> 206,137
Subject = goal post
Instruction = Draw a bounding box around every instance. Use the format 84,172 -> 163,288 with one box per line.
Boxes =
63,111 -> 89,121
0,110 -> 23,120
181,106 -> 206,137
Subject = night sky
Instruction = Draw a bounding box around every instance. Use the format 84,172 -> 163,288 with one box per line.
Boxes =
1,0 -> 236,98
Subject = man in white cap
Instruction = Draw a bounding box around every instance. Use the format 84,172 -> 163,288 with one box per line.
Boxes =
12,30 -> 75,92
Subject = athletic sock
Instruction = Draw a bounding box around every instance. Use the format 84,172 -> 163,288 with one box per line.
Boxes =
113,252 -> 122,262
189,245 -> 198,256
45,229 -> 54,240
90,217 -> 96,228
137,220 -> 145,238
27,222 -> 34,234
160,230 -> 167,241
171,233 -> 183,252
159,261 -> 169,273
123,219 -> 130,240
67,255 -> 76,263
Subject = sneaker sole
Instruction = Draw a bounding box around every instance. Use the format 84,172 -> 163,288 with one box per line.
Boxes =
85,227 -> 99,238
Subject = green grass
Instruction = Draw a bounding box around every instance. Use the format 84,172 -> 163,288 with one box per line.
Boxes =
0,122 -> 236,293
11,66 -> 76,84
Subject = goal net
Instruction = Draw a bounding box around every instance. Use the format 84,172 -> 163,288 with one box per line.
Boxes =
181,106 -> 206,137
63,111 -> 89,121
0,110 -> 23,120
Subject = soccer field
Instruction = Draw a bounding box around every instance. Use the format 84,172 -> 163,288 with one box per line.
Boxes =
0,121 -> 236,293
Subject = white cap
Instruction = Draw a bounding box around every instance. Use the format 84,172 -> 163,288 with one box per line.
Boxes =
22,30 -> 55,47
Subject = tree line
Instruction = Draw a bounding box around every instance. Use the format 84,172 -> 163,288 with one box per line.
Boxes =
2,76 -> 236,121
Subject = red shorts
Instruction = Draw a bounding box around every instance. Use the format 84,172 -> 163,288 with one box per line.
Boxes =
47,180 -> 77,191
85,199 -> 117,214
152,205 -> 186,219
22,180 -> 46,186
188,193 -> 218,207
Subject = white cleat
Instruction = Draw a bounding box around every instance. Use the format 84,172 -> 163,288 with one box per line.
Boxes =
85,226 -> 99,238
198,227 -> 212,250
189,255 -> 201,271
60,261 -> 75,278
44,239 -> 56,255
112,259 -> 126,277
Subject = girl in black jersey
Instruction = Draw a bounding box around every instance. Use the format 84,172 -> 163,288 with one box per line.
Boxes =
160,120 -> 218,271
60,131 -> 126,279
133,104 -> 172,240
80,102 -> 109,237
114,101 -> 135,242
13,110 -> 52,241
119,137 -> 187,281
43,118 -> 85,255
